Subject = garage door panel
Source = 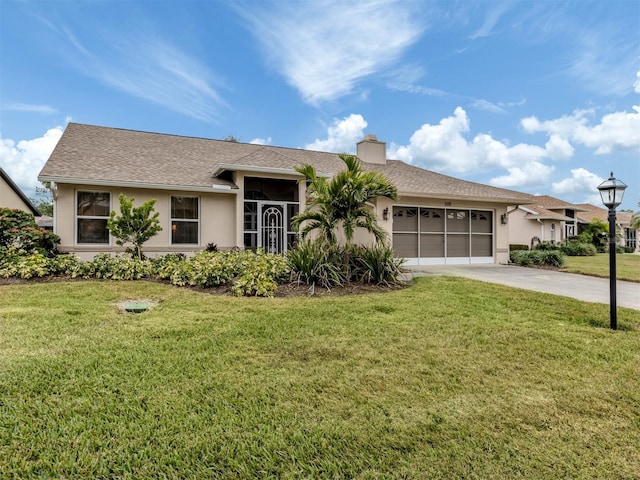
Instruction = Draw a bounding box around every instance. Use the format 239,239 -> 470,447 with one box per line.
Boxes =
393,233 -> 418,258
392,207 -> 418,231
471,234 -> 492,256
447,234 -> 470,257
420,233 -> 445,257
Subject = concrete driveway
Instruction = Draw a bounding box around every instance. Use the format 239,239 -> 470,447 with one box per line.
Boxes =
404,264 -> 640,310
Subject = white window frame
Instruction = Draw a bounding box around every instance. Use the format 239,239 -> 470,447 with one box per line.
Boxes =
75,190 -> 111,245
170,195 -> 200,245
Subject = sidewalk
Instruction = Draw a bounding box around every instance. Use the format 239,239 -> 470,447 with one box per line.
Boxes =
404,264 -> 640,310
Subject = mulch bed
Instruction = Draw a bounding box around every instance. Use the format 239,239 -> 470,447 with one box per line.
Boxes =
0,275 -> 410,297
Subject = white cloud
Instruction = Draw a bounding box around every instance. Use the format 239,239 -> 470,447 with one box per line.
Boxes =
545,134 -> 574,160
236,1 -> 423,105
552,168 -> 604,195
0,127 -> 64,195
250,137 -> 272,146
490,162 -> 555,188
521,106 -> 640,155
305,114 -> 367,152
388,107 -> 557,180
43,20 -> 224,121
3,103 -> 58,114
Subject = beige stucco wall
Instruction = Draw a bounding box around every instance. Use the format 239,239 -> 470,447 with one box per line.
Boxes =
508,208 -> 562,248
54,184 -> 237,260
1,177 -> 34,212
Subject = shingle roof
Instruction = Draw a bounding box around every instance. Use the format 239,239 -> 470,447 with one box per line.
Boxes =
521,205 -> 573,221
533,195 -> 589,212
39,123 -> 534,204
575,203 -> 632,226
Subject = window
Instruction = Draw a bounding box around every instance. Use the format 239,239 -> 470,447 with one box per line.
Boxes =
171,196 -> 199,244
550,223 -> 556,242
77,191 -> 110,244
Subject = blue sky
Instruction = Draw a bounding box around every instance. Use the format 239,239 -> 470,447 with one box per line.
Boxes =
1,0 -> 638,210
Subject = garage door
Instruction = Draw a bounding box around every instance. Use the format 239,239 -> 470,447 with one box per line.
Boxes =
392,207 -> 494,265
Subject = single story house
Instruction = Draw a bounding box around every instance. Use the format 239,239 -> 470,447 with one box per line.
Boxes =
508,195 -> 638,252
38,123 -> 534,264
1,167 -> 41,217
507,195 -> 588,248
574,203 -> 638,252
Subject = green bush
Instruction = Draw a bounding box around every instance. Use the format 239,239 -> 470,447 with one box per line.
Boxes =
0,248 -> 49,279
0,208 -> 60,256
509,244 -> 529,251
510,250 -> 565,267
349,244 -> 405,285
151,249 -> 289,297
560,241 -> 597,256
91,253 -> 153,280
286,240 -> 346,288
533,241 -> 558,251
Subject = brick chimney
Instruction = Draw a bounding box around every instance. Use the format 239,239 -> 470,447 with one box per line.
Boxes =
356,134 -> 386,165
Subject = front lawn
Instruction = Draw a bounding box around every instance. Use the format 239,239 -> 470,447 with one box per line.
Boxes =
1,279 -> 639,478
562,253 -> 640,282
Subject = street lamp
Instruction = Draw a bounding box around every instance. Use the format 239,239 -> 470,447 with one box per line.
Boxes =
597,172 -> 627,330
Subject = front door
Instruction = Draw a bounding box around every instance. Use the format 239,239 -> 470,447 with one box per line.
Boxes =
261,204 -> 284,254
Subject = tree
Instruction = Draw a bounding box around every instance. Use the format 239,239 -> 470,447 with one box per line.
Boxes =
578,218 -> 609,252
107,194 -> 162,259
292,153 -> 398,248
29,182 -> 53,216
632,202 -> 640,230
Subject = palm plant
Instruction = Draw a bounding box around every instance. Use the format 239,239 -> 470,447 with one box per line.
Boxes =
632,202 -> 640,230
292,154 -> 398,248
292,154 -> 398,279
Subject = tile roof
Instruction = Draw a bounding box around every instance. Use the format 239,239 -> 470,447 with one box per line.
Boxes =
40,123 -> 534,204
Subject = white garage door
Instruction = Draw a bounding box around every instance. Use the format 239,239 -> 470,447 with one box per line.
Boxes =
392,207 -> 494,265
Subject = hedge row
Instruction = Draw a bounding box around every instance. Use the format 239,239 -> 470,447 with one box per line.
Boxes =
0,249 -> 289,297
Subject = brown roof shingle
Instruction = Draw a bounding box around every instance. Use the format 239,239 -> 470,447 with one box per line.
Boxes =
39,123 -> 534,204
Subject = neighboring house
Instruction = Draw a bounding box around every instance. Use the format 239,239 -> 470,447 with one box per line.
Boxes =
38,123 -> 533,264
507,195 -> 588,248
0,167 -> 41,216
575,203 -> 638,252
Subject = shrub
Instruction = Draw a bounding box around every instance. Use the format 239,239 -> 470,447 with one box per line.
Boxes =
91,253 -> 153,280
560,241 -> 597,256
0,248 -> 48,279
510,249 -> 565,267
0,208 -> 60,256
509,244 -> 529,251
534,241 -> 558,251
286,240 -> 346,288
349,244 -> 405,285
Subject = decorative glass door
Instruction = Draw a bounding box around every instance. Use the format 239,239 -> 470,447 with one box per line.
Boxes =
261,204 -> 284,254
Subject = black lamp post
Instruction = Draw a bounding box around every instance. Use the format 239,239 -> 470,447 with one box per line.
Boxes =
597,172 -> 627,330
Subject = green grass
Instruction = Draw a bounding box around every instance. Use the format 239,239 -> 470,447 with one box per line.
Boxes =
562,253 -> 640,282
1,279 -> 639,479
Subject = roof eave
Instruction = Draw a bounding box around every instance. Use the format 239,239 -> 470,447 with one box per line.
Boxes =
1,167 -> 41,216
397,190 -> 534,205
38,176 -> 239,194
212,163 -> 332,178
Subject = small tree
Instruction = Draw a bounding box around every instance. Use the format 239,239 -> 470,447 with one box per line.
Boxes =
578,218 -> 609,252
107,194 -> 162,259
292,154 -> 398,276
